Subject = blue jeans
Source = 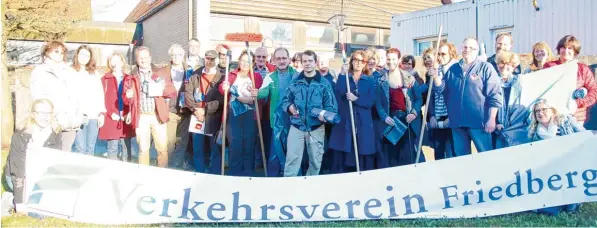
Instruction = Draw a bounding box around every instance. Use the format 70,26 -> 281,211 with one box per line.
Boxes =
192,133 -> 221,174
106,138 -> 133,161
228,110 -> 256,176
451,127 -> 494,156
73,119 -> 99,156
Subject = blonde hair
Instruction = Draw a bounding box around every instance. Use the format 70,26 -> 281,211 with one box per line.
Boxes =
107,52 -> 128,73
18,99 -> 61,133
528,99 -> 563,138
496,51 -> 521,67
529,41 -> 555,72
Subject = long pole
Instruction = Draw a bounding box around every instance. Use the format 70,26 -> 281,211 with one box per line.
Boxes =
340,38 -> 360,172
221,51 -> 232,175
245,42 -> 268,176
416,25 -> 443,164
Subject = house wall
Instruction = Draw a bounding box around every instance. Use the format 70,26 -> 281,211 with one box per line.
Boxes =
142,0 -> 190,63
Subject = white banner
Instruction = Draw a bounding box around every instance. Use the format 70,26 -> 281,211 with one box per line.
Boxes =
25,131 -> 597,224
518,61 -> 578,114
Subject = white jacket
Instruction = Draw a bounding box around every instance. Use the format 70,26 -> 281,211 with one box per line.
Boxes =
70,68 -> 106,120
30,64 -> 83,130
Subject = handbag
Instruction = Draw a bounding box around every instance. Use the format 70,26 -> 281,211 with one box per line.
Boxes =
384,116 -> 408,145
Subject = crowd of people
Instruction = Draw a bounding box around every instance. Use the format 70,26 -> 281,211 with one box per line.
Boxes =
3,34 -> 596,215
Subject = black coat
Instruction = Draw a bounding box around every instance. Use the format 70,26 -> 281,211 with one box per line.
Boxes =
4,129 -> 62,178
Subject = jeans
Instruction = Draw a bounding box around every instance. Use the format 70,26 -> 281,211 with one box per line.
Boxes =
228,110 -> 257,177
192,133 -> 222,174
106,138 -> 133,161
284,125 -> 325,177
429,128 -> 454,160
167,113 -> 191,169
452,127 -> 494,156
136,113 -> 168,167
73,119 -> 99,156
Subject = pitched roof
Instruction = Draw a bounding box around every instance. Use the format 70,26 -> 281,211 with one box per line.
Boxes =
124,0 -> 172,23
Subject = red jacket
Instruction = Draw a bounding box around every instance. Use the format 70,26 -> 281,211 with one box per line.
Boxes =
131,66 -> 178,124
544,60 -> 597,121
98,73 -> 139,140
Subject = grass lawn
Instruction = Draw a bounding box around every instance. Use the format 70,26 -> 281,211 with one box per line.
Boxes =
2,149 -> 596,227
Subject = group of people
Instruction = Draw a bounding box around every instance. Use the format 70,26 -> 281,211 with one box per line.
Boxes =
4,34 -> 596,215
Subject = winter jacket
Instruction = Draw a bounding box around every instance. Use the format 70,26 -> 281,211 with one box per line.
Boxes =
434,59 -> 503,128
257,67 -> 298,125
185,66 -> 225,135
4,129 -> 62,178
99,72 -> 139,140
30,64 -> 83,130
280,71 -> 338,132
494,75 -> 531,148
530,115 -> 585,141
70,69 -> 106,120
544,60 -> 597,120
375,69 -> 424,138
329,73 -> 376,155
131,66 -> 178,124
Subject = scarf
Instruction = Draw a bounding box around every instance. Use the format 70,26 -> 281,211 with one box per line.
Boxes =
500,74 -> 514,88
536,121 -> 558,140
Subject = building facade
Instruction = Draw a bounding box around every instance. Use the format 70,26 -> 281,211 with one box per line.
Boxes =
391,0 -> 597,56
125,0 -> 440,64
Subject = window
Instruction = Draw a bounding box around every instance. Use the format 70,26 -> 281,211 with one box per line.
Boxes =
260,20 -> 293,45
350,27 -> 377,45
306,24 -> 337,47
414,37 -> 448,56
382,30 -> 391,47
210,15 -> 245,41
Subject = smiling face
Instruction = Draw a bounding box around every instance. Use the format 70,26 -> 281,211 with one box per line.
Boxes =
238,54 -> 250,72
498,62 -> 515,78
438,45 -> 451,65
110,55 -> 124,73
495,35 -> 513,54
533,47 -> 548,63
77,49 -> 91,66
136,49 -> 152,70
351,54 -> 366,73
423,53 -> 435,68
255,47 -> 268,67
273,49 -> 290,71
387,53 -> 400,71
461,39 -> 479,63
534,103 -> 554,125
32,101 -> 54,129
559,46 -> 576,62
401,58 -> 413,71
367,58 -> 377,72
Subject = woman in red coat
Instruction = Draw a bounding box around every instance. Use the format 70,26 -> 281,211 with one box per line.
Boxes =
99,53 -> 139,161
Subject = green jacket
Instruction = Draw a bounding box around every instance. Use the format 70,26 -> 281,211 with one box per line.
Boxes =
257,67 -> 297,125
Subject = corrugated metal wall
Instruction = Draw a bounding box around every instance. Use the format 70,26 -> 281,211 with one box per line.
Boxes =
211,0 -> 440,29
391,0 -> 597,56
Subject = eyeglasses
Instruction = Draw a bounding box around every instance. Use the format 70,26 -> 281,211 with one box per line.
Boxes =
352,59 -> 366,64
34,111 -> 53,117
534,108 -> 550,115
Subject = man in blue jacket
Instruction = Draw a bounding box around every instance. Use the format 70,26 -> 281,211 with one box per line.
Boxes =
280,50 -> 338,177
432,38 -> 503,156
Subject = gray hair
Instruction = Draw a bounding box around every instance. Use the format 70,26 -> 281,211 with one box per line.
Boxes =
168,43 -> 185,56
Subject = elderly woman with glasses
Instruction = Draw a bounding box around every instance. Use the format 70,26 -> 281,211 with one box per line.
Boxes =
329,50 -> 377,173
528,99 -> 585,215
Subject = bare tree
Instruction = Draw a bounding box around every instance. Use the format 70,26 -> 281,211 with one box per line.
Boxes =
1,0 -> 88,148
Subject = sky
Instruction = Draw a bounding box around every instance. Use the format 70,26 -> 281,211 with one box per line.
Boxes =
91,0 -> 142,22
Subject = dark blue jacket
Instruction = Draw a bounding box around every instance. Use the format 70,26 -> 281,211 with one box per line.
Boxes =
329,73 -> 376,155
434,59 -> 503,128
375,70 -> 424,138
280,71 -> 338,132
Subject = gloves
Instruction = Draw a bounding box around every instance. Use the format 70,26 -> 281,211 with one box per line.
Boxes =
573,87 -> 588,99
311,108 -> 341,124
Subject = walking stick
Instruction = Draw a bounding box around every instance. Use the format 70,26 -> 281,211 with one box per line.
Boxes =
416,25 -> 443,164
225,33 -> 268,176
341,42 -> 360,172
221,50 -> 232,175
